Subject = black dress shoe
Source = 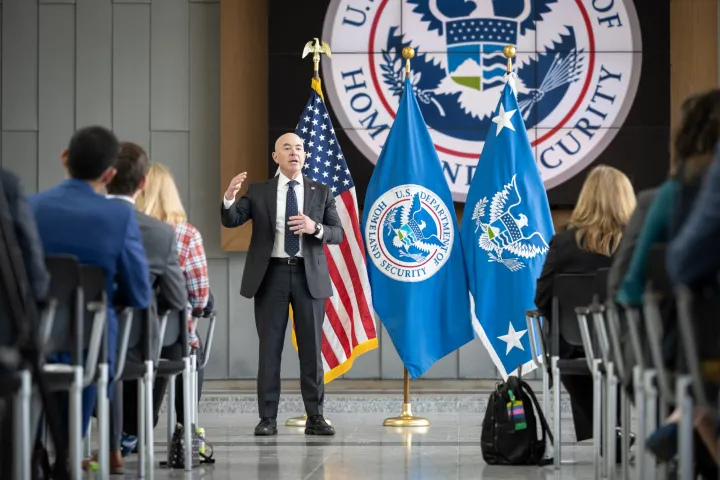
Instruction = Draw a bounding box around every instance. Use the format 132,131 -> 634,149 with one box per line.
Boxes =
254,417 -> 278,436
305,415 -> 335,436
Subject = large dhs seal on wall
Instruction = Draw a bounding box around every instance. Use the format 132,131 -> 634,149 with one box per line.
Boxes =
365,185 -> 453,282
323,0 -> 642,202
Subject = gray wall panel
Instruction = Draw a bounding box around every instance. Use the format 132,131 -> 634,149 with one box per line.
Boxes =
2,0 -> 37,130
112,4 -> 150,150
151,0 -> 189,131
201,258 -> 229,379
76,0 -> 111,129
2,132 -> 38,193
150,131 -> 189,209
189,3 -> 222,258
38,4 -> 74,191
458,339 -> 498,379
39,0 -> 76,4
228,253 -> 258,378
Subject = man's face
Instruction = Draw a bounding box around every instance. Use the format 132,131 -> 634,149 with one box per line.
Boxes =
272,133 -> 306,178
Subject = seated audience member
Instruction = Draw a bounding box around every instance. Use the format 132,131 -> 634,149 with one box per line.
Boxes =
668,146 -> 720,285
0,167 -> 49,304
534,164 -> 636,447
28,126 -> 151,451
81,141 -> 187,472
125,163 -> 209,432
617,90 -> 720,307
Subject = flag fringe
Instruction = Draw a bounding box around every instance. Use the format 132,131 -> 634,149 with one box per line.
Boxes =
290,310 -> 378,384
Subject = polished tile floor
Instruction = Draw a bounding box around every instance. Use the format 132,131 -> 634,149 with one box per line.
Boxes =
110,413 -> 604,479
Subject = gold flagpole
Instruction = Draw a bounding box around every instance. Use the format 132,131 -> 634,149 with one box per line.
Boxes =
504,44 -> 516,73
382,46 -> 430,429
285,37 -> 333,429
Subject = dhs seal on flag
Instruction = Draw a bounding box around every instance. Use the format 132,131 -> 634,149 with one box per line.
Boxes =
322,0 -> 643,202
365,184 -> 453,283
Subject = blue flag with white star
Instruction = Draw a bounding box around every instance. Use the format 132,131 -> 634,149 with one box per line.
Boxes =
460,75 -> 554,380
361,77 -> 474,379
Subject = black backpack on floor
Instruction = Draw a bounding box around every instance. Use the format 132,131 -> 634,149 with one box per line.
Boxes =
481,374 -> 553,466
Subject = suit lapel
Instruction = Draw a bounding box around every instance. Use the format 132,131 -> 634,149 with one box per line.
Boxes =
303,176 -> 315,215
265,176 -> 279,232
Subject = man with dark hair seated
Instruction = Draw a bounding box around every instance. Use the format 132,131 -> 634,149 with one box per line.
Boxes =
88,141 -> 187,472
28,126 -> 151,467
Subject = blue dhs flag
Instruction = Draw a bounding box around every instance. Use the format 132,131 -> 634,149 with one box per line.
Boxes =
362,77 -> 474,378
461,75 -> 554,380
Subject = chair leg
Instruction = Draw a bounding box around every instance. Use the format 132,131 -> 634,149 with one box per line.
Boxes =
13,369 -> 31,480
167,375 -> 176,468
552,356 -> 561,470
144,361 -> 154,476
593,359 -> 604,480
83,422 -> 92,459
542,358 -> 554,461
190,354 -> 197,428
96,362 -> 110,479
606,362 -> 617,479
183,358 -> 192,471
644,370 -> 659,480
621,387 -> 631,480
70,366 -> 83,480
633,366 -> 646,480
677,376 -> 693,480
137,378 -> 146,478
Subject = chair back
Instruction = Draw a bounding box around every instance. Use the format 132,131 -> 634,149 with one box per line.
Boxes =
552,273 -> 598,350
646,244 -> 672,296
44,255 -> 82,364
162,308 -> 189,356
79,266 -> 106,347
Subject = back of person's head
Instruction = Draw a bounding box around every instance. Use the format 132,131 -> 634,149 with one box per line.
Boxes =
136,163 -> 187,226
569,165 -> 636,257
106,142 -> 149,196
671,89 -> 720,180
64,126 -> 119,181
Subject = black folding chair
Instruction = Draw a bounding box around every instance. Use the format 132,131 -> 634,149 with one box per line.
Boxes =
550,273 -> 599,470
188,309 -> 217,436
156,309 -> 192,471
675,281 -> 720,480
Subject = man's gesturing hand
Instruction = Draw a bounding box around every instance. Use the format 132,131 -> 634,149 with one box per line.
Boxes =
288,210 -> 317,235
224,172 -> 247,201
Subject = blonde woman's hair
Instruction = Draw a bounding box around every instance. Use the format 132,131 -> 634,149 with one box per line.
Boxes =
568,165 -> 636,257
136,163 -> 187,226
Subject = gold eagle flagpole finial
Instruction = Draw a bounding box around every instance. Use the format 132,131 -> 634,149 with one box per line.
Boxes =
302,37 -> 332,81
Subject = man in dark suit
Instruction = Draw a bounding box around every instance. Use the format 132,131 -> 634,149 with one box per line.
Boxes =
104,141 -> 187,470
29,126 -> 151,440
220,132 -> 343,436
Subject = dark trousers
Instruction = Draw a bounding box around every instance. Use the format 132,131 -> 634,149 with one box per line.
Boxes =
559,339 -> 621,442
254,261 -> 324,419
122,341 -> 204,435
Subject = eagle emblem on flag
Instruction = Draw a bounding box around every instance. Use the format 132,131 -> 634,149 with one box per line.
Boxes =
473,174 -> 549,272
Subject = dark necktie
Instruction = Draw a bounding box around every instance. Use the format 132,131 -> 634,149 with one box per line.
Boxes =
285,180 -> 300,257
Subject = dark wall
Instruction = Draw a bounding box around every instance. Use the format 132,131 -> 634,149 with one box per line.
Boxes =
268,0 -> 670,210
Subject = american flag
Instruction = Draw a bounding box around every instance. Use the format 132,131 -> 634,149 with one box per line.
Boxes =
288,80 -> 378,382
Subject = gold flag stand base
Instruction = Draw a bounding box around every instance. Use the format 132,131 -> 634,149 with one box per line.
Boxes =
383,367 -> 430,427
383,402 -> 430,427
285,413 -> 332,427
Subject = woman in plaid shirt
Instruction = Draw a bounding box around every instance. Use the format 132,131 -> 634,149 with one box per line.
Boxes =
137,162 -> 209,423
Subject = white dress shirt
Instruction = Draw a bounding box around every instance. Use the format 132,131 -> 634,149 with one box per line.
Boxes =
223,172 -> 323,258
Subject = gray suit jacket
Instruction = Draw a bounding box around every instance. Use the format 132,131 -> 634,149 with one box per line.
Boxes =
112,198 -> 187,361
220,175 -> 344,299
607,187 -> 658,300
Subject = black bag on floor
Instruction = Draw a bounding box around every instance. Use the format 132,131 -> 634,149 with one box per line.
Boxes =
167,423 -> 200,469
481,374 -> 553,466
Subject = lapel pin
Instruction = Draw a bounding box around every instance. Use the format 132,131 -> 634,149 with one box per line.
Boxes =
311,186 -> 315,190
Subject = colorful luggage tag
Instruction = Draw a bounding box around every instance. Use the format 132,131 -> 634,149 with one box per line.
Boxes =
506,390 -> 527,431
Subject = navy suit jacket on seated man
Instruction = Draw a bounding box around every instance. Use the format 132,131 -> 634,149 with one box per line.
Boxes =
28,126 -> 151,435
